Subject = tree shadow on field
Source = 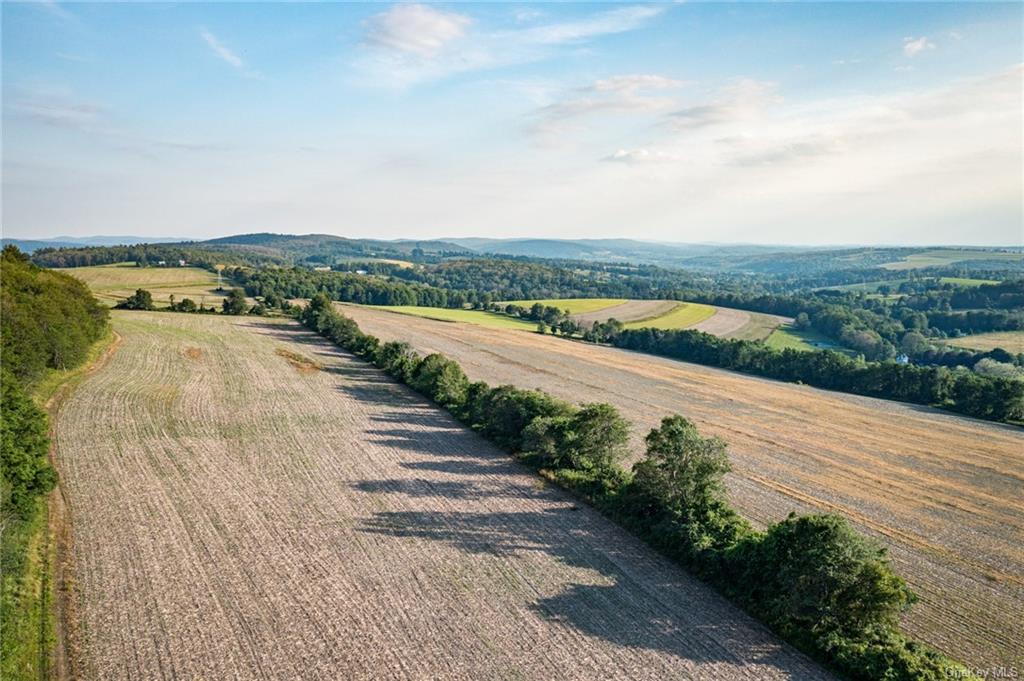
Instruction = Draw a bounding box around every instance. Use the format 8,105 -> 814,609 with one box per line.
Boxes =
248,320 -> 340,351
351,476 -> 555,503
355,507 -> 818,673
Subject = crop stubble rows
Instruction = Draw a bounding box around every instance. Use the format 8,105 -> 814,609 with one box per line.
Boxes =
339,304 -> 1024,669
54,311 -> 831,680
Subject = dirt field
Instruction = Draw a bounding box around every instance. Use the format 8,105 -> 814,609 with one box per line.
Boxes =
571,299 -> 678,326
338,304 -> 1024,669
52,311 -> 831,680
692,307 -> 790,340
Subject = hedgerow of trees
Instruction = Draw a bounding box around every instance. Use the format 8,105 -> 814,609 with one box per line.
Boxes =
1,246 -> 110,646
297,294 -> 969,680
589,325 -> 1023,423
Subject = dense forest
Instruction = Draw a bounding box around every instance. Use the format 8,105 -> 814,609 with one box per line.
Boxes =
29,243 -> 283,269
1,246 -> 109,666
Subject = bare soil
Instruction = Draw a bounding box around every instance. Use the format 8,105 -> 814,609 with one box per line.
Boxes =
52,312 -> 832,680
571,300 -> 678,326
694,307 -> 791,340
340,303 -> 1024,669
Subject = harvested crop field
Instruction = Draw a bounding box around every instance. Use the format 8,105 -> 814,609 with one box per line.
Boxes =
571,299 -> 677,326
566,300 -> 787,340
338,303 -> 1024,669
622,302 -> 716,330
945,330 -> 1024,354
52,311 -> 832,680
57,263 -> 225,307
698,308 -> 791,341
501,298 -> 627,315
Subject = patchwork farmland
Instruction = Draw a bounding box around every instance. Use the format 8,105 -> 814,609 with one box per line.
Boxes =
378,298 -> 791,342
52,311 -> 833,680
338,303 -> 1024,669
56,262 -> 226,307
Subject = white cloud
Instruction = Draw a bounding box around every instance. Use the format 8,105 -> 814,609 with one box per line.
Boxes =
603,148 -> 679,163
669,79 -> 780,130
12,97 -> 102,131
530,74 -> 685,138
903,36 -> 935,58
364,4 -> 471,57
514,8 -> 544,24
356,4 -> 665,87
581,65 -> 1021,244
514,5 -> 664,45
56,52 -> 90,63
200,27 -> 259,78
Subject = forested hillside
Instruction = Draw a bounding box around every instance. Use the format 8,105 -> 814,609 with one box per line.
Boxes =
1,246 -> 109,676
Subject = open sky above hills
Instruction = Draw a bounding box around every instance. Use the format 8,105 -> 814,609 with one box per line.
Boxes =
2,2 -> 1021,245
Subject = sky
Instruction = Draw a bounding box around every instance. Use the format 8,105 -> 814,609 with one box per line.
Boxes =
2,1 -> 1022,246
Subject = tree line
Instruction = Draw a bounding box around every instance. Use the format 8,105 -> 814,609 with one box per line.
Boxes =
586,325 -> 1023,423
29,243 -> 280,269
298,294 -> 967,680
40,242 -> 1022,366
115,287 -> 265,316
1,246 -> 110,656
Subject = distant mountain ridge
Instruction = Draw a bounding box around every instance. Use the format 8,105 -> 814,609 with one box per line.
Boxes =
11,232 -> 1023,274
3,235 -> 182,253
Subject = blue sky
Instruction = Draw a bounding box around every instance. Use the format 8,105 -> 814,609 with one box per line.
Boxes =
2,1 -> 1022,245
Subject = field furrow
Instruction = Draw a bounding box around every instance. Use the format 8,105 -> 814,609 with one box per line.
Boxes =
338,303 -> 1024,669
54,311 -> 831,680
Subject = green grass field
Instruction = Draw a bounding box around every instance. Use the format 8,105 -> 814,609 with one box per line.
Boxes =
944,331 -> 1024,354
765,324 -> 846,352
622,302 -> 716,330
57,262 -> 226,307
499,298 -> 627,314
939,277 -> 1000,286
881,249 -> 1024,271
366,305 -> 540,330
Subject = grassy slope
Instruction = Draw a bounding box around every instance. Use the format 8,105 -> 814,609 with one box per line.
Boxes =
1,500 -> 52,681
726,311 -> 789,341
56,263 -> 225,307
1,329 -> 116,681
364,305 -> 540,330
765,324 -> 846,352
826,277 -> 999,293
499,298 -> 627,314
945,330 -> 1024,353
881,250 -> 1024,270
622,302 -> 716,330
939,277 -> 1001,286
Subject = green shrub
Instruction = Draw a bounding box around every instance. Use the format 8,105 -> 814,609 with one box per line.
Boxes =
0,369 -> 54,520
726,513 -> 915,641
373,341 -> 421,383
466,385 -> 573,450
410,353 -> 469,409
522,403 -> 629,472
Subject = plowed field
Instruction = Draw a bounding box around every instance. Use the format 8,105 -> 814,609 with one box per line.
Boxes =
339,303 -> 1024,669
53,311 -> 831,680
